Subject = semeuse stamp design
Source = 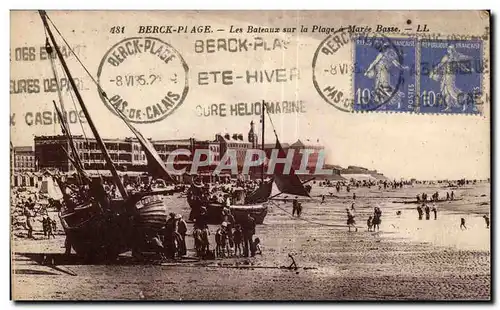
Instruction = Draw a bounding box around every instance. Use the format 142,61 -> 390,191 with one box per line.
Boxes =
419,39 -> 483,114
353,37 -> 416,112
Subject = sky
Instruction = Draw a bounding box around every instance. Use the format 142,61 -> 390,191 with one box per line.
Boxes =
9,10 -> 491,180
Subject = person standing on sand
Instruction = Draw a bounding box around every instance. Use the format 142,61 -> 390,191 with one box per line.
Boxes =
451,191 -> 455,201
367,216 -> 373,232
424,204 -> 431,220
292,197 -> 299,217
164,213 -> 178,259
242,214 -> 256,257
321,195 -> 325,204
177,214 -> 188,256
460,218 -> 467,230
446,192 -> 450,200
346,208 -> 358,232
417,204 -> 423,220
24,201 -> 35,239
483,215 -> 490,229
432,204 -> 437,220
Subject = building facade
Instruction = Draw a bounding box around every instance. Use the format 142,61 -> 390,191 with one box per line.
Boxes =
32,121 -> 331,179
13,146 -> 35,173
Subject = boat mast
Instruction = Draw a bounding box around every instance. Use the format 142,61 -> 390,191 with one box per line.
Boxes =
261,100 -> 265,182
39,10 -> 128,199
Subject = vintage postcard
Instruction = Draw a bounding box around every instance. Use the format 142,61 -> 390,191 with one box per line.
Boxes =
10,10 -> 490,300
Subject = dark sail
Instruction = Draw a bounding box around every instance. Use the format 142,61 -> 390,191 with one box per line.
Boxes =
118,116 -> 177,184
245,178 -> 273,203
272,139 -> 310,197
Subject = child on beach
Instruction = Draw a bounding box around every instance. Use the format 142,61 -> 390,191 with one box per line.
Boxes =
347,209 -> 358,232
253,238 -> 262,255
233,225 -> 243,256
367,216 -> 373,232
460,218 -> 467,230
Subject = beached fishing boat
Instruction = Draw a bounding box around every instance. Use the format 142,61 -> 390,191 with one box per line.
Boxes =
187,184 -> 270,224
39,10 -> 177,261
187,102 -> 311,225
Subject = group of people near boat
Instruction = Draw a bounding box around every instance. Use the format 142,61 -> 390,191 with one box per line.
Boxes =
143,206 -> 261,260
192,207 -> 260,258
417,191 -> 455,203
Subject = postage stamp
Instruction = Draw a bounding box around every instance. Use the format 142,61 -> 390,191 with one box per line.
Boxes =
419,40 -> 483,114
97,37 -> 189,124
353,36 -> 416,113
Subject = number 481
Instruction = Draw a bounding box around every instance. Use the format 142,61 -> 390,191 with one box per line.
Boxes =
110,26 -> 125,34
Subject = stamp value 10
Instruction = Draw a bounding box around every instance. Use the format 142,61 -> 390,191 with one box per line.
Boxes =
314,31 -> 486,115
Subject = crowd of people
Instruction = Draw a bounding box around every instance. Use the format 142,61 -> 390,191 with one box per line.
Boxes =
11,188 -> 59,240
140,205 -> 260,260
319,179 -> 410,192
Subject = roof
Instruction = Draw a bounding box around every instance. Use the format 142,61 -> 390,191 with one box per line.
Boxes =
324,164 -> 344,170
14,146 -> 33,153
341,174 -> 377,181
290,139 -> 324,149
153,139 -> 193,145
372,173 -> 390,181
263,142 -> 290,149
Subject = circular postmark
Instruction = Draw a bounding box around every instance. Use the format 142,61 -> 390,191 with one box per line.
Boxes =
97,37 -> 189,123
312,28 -> 406,112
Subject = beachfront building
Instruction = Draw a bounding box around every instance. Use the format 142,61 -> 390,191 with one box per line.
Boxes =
13,146 -> 36,173
32,124 -> 347,181
340,165 -> 389,182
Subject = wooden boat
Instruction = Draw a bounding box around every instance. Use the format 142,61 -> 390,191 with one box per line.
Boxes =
40,10 -> 177,261
392,198 -> 463,204
186,107 -> 312,225
59,200 -> 130,260
187,195 -> 268,224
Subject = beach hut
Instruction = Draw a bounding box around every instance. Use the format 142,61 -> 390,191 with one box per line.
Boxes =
39,170 -> 63,200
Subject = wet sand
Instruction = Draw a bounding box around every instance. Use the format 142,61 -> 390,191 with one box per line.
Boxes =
11,183 -> 491,300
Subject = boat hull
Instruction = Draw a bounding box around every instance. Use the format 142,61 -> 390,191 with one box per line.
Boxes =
187,198 -> 268,224
59,196 -> 169,261
59,201 -> 131,261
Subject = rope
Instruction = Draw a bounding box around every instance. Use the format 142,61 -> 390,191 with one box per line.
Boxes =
265,104 -> 279,140
268,200 -> 346,228
44,30 -> 102,179
46,15 -> 150,139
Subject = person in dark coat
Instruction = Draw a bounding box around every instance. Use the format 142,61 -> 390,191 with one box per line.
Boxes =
432,204 -> 438,220
222,208 -> 236,248
460,218 -> 467,230
241,214 -> 256,257
164,213 -> 178,259
292,197 -> 299,217
417,204 -> 423,220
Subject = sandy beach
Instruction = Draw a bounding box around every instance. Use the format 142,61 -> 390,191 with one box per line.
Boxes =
11,182 -> 491,300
